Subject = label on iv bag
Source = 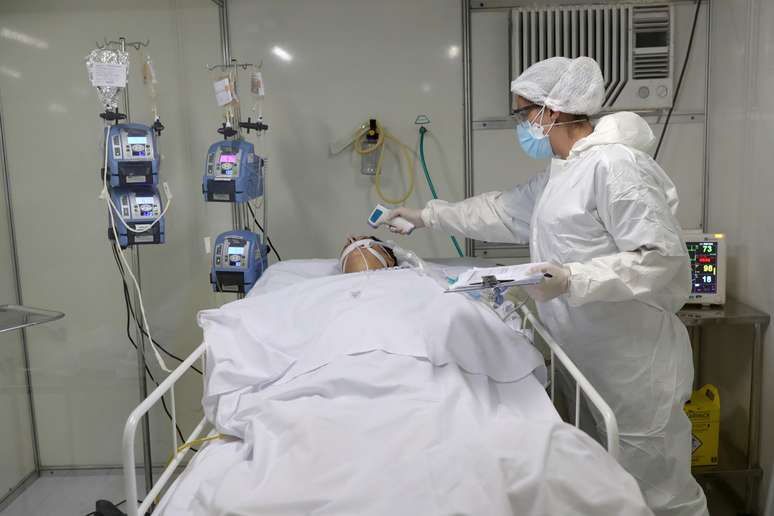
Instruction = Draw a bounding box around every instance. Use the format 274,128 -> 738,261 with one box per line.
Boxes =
213,78 -> 234,107
89,63 -> 128,88
250,72 -> 265,97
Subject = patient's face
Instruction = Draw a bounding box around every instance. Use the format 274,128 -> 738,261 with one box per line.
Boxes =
340,236 -> 397,274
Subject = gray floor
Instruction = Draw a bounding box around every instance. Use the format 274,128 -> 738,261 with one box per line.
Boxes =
0,471 -> 142,516
0,470 -> 746,516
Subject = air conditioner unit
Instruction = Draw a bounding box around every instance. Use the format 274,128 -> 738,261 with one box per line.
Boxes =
511,4 -> 674,111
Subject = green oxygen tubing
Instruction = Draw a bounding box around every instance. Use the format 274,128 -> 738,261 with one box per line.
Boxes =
418,126 -> 464,257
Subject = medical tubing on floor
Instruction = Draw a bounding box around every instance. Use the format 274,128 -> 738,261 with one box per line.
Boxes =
419,127 -> 464,257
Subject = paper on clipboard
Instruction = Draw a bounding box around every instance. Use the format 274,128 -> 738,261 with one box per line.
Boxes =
447,263 -> 544,293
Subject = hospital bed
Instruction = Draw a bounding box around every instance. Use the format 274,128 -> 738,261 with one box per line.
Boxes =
121,259 -> 630,516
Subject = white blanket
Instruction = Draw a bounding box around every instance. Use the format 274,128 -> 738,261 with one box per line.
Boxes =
156,262 -> 652,516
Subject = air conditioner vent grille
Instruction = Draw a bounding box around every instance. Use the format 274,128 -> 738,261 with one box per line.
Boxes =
512,4 -> 672,110
632,5 -> 670,79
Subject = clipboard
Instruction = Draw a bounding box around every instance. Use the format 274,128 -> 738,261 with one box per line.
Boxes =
445,273 -> 544,294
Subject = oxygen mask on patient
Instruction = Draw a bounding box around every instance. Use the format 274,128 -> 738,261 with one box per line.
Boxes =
386,240 -> 427,274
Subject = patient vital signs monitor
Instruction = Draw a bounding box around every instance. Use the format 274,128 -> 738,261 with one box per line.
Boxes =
203,140 -> 264,203
210,230 -> 268,294
684,233 -> 726,305
105,123 -> 160,187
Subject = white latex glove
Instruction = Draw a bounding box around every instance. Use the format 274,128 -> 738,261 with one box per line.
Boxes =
386,207 -> 426,234
523,262 -> 571,302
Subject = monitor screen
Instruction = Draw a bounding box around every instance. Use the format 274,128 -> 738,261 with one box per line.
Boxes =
686,241 -> 718,294
370,209 -> 383,223
227,244 -> 244,267
128,135 -> 148,157
219,154 -> 237,176
127,136 -> 147,145
134,196 -> 155,205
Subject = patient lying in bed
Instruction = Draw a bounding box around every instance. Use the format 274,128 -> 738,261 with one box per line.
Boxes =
156,258 -> 653,516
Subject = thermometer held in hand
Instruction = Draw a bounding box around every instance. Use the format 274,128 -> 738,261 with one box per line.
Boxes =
367,204 -> 415,234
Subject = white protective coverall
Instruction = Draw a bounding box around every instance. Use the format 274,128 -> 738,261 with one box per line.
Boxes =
421,111 -> 708,516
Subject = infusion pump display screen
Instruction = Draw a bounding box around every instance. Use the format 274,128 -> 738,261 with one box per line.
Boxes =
226,240 -> 248,267
127,135 -> 149,157
135,197 -> 155,217
219,152 -> 238,176
687,241 -> 718,294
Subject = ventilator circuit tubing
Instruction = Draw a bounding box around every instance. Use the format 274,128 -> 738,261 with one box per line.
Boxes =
351,121 -> 416,205
419,126 -> 464,257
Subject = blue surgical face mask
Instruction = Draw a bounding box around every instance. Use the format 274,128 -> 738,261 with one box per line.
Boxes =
515,108 -> 555,160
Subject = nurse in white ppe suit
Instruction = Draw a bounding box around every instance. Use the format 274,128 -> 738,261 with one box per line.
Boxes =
388,56 -> 708,516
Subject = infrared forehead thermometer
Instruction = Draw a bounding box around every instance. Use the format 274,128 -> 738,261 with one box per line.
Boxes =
367,204 -> 415,234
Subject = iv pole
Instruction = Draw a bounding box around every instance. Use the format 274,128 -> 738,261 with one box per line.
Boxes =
101,35 -> 155,495
211,0 -> 269,298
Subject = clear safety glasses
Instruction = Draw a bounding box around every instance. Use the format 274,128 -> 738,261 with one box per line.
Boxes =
510,103 -> 539,124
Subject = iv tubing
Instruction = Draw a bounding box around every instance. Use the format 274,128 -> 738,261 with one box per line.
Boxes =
102,131 -> 170,372
419,126 -> 464,257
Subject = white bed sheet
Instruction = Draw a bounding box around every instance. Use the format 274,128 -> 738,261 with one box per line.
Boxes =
245,258 -> 480,297
155,260 -> 652,516
157,360 -> 557,516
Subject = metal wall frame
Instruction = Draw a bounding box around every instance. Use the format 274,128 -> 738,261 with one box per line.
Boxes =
461,0 -> 474,256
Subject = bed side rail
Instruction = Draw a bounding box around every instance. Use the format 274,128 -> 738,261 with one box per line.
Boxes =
518,305 -> 620,461
122,342 -> 208,516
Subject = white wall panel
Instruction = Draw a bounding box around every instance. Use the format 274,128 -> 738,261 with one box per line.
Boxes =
649,119 -> 705,230
707,0 -> 774,511
0,0 -> 220,467
0,127 -> 35,498
472,10 -> 510,120
228,0 -> 464,261
671,2 -> 709,114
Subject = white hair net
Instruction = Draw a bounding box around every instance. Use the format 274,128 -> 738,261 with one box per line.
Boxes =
510,56 -> 605,115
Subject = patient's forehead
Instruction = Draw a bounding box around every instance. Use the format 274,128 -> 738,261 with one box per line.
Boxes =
341,235 -> 373,254
340,235 -> 396,273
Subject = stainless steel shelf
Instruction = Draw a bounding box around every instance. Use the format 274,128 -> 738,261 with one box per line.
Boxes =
0,305 -> 64,334
679,298 -> 770,327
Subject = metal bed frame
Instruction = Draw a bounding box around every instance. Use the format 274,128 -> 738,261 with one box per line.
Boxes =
122,303 -> 619,516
